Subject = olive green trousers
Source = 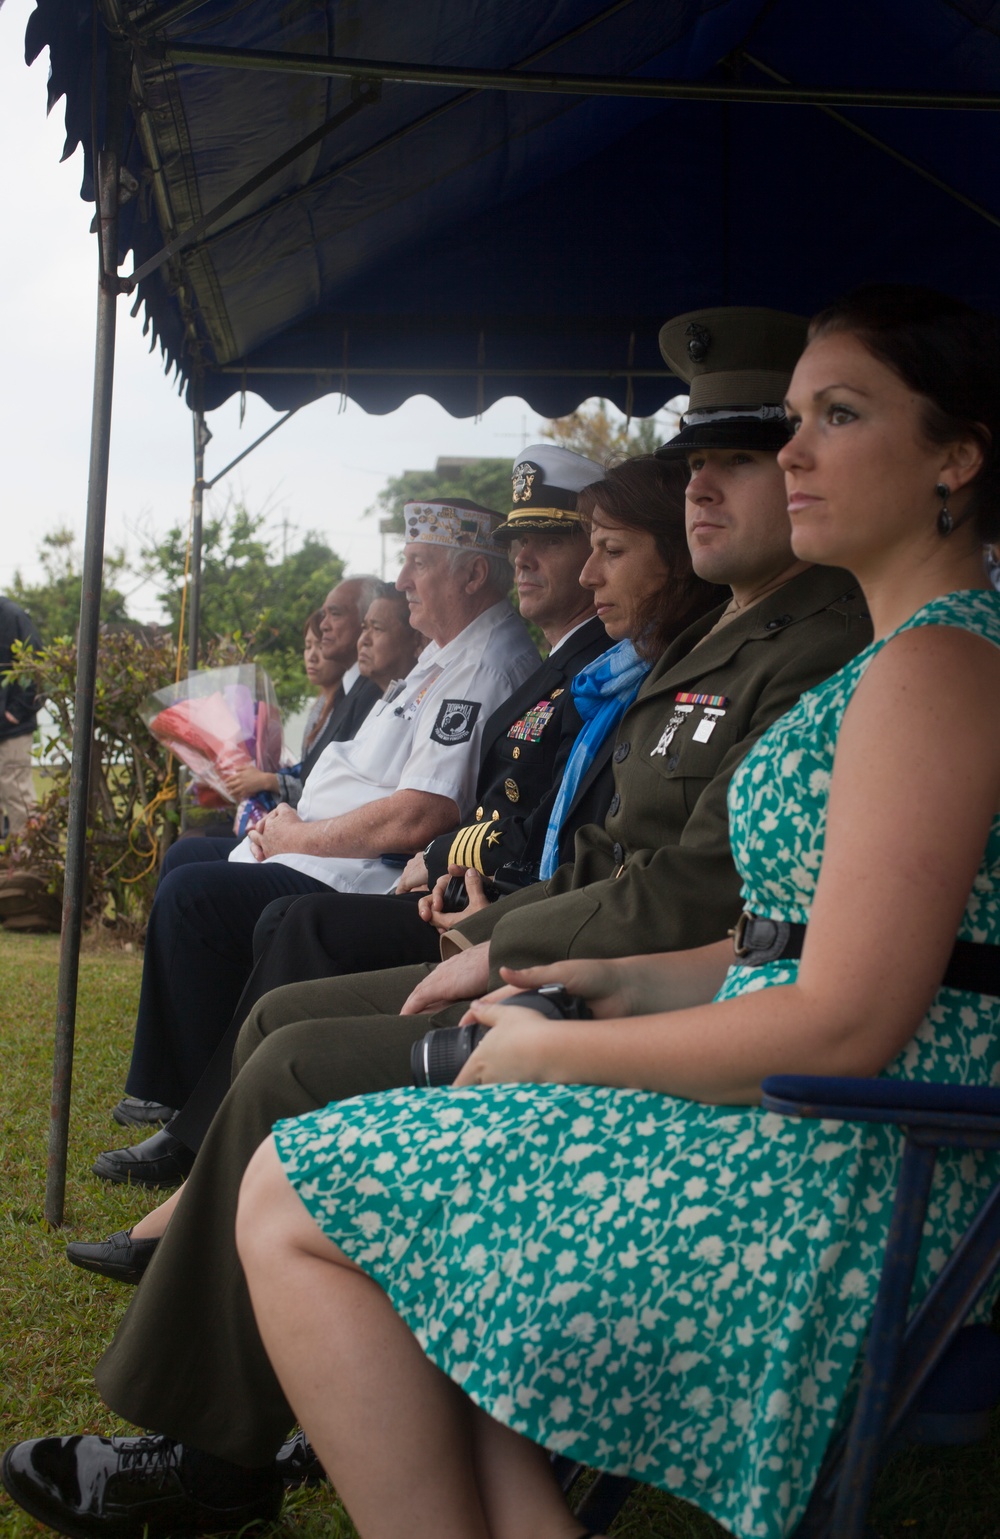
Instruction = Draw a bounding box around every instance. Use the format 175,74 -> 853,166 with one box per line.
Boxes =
95,962 -> 468,1466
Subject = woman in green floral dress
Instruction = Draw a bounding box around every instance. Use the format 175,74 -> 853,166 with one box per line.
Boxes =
236,288 -> 1000,1539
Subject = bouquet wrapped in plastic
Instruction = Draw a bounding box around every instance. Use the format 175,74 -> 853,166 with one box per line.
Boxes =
142,666 -> 283,821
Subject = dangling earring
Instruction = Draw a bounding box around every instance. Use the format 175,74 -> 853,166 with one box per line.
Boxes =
935,482 -> 953,536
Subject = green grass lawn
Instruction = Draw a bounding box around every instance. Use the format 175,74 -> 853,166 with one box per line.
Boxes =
0,930 -> 997,1537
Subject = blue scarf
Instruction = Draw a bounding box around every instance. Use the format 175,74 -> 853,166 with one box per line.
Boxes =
539,639 -> 650,879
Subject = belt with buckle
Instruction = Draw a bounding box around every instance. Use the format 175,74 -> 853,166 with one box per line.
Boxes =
729,909 -> 1000,997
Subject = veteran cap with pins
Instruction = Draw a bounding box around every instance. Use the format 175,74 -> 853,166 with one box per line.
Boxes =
655,306 -> 808,460
402,497 -> 507,557
494,444 -> 604,542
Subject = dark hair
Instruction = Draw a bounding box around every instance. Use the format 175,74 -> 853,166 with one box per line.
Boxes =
302,609 -> 324,641
808,285 -> 1000,541
367,583 -> 410,615
577,456 -> 725,661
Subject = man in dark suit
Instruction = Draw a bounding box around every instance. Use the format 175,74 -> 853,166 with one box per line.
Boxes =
299,576 -> 386,768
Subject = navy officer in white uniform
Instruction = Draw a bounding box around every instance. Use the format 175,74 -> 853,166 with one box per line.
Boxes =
118,499 -> 539,1123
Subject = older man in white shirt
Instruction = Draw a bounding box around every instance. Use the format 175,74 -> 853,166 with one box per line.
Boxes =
114,500 -> 539,1138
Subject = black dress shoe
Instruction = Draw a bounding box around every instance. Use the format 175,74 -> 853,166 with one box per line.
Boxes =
1,1434 -> 282,1538
92,1128 -> 195,1189
274,1430 -> 326,1488
112,1097 -> 177,1129
66,1229 -> 159,1286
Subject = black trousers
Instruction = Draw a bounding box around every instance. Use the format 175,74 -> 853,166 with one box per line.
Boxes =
96,965 -> 469,1466
124,840 -> 329,1108
168,890 -> 442,1152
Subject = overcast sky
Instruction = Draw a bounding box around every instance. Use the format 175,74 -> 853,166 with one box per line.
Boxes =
0,0 -> 573,620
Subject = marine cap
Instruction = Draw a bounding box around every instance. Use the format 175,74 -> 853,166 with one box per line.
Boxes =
402,498 -> 507,557
655,306 -> 808,460
494,444 -> 604,542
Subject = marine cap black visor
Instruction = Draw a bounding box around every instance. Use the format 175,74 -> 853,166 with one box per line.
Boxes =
655,414 -> 792,460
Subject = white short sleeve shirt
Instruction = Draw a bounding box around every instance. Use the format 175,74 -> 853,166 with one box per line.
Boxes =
228,600 -> 539,893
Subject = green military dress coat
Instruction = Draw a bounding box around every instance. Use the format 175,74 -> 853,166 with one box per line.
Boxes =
450,564 -> 871,983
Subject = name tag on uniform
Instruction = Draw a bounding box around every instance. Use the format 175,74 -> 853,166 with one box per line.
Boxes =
692,706 -> 728,743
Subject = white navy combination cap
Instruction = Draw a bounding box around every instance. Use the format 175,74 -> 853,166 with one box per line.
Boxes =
494,444 -> 604,541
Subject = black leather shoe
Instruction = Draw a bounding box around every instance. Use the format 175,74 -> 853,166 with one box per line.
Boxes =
92,1128 -> 195,1189
112,1097 -> 177,1129
274,1430 -> 326,1488
1,1434 -> 282,1538
66,1229 -> 159,1286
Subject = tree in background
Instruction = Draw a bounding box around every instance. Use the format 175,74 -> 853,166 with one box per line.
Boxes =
369,401 -> 686,537
5,628 -> 179,933
369,456 -> 511,537
136,501 -> 344,713
541,399 -> 684,461
9,527 -> 131,643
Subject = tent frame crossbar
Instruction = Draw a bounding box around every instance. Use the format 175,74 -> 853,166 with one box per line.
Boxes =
122,0 -> 665,289
217,365 -> 677,377
151,40 -> 1000,113
120,36 -> 1000,299
742,52 -> 1000,234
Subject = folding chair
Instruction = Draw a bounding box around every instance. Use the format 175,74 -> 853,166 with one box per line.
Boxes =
561,1074 -> 1000,1538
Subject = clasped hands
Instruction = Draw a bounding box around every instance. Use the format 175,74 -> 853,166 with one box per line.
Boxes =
246,801 -> 306,861
395,855 -> 493,933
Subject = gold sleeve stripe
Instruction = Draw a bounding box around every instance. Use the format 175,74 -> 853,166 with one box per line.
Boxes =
448,825 -> 476,868
466,823 -> 490,874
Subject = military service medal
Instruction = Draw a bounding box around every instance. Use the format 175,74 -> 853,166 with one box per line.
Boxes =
507,700 -> 556,743
651,692 -> 730,756
651,703 -> 694,757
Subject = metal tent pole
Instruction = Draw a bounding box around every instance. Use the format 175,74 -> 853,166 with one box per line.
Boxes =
187,409 -> 208,671
45,143 -> 122,1228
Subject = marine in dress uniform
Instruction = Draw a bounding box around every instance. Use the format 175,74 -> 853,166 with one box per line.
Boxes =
65,311 -> 875,1516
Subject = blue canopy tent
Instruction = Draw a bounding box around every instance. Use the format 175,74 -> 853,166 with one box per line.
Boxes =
22,0 -> 1000,1222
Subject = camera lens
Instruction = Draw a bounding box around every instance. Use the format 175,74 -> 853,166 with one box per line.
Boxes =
441,875 -> 470,912
411,1022 -> 489,1086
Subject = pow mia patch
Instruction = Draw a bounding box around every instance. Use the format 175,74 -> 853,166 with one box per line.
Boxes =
431,699 -> 481,746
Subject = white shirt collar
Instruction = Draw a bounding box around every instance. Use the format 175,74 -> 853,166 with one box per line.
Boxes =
548,614 -> 599,656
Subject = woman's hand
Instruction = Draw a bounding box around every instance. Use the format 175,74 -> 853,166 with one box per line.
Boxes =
225,767 -> 278,799
452,1001 -> 566,1086
490,959 -> 640,1019
477,944 -> 734,1023
454,963 -> 629,1026
417,867 -> 491,932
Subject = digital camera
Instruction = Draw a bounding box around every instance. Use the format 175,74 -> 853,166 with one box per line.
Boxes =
410,984 -> 592,1087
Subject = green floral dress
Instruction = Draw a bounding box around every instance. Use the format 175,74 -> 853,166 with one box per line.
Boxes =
273,590 -> 1000,1539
